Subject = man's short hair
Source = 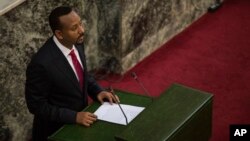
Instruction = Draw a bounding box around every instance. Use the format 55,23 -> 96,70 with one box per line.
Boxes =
49,6 -> 73,33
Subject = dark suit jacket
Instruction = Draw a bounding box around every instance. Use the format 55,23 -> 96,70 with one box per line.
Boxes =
25,37 -> 103,141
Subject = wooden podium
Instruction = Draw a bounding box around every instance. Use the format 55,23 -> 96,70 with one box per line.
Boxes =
48,83 -> 213,141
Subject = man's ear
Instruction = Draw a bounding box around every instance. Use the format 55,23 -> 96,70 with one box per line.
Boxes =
55,30 -> 63,40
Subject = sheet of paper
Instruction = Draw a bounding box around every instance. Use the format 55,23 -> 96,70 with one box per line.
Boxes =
94,102 -> 145,125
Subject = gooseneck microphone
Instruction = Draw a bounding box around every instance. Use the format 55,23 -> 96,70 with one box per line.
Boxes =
131,72 -> 153,101
110,86 -> 128,125
208,0 -> 222,12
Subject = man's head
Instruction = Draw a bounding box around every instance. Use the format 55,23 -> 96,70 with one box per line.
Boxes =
49,6 -> 84,48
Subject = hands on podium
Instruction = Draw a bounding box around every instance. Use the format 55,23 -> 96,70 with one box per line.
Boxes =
76,89 -> 120,127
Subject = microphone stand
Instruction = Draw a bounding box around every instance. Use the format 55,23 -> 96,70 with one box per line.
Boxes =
110,86 -> 128,125
131,72 -> 153,101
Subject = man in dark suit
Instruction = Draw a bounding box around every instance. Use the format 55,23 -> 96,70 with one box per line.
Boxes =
25,6 -> 118,141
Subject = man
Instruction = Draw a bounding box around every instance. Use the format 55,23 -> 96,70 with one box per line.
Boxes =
25,6 -> 118,141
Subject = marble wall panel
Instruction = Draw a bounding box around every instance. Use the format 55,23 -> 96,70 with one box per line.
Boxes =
94,0 -> 122,72
120,0 -> 214,72
0,1 -> 89,140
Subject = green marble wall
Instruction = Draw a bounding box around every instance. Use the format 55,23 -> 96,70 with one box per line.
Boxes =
0,0 -> 213,140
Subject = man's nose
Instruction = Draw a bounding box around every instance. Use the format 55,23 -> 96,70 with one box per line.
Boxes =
79,25 -> 84,35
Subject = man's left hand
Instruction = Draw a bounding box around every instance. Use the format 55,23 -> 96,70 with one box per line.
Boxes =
97,91 -> 120,104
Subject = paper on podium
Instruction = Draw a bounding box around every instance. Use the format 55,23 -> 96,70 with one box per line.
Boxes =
94,102 -> 145,125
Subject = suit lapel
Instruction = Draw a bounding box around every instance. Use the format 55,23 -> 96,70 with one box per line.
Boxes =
49,38 -> 82,92
76,44 -> 87,71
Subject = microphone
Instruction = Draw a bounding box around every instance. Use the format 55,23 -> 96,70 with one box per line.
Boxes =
109,86 -> 128,125
131,72 -> 153,101
208,0 -> 222,12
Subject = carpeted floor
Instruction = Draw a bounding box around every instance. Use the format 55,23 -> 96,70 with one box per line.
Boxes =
99,0 -> 250,140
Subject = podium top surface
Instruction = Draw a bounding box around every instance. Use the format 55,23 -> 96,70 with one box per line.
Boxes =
48,89 -> 153,141
49,84 -> 213,141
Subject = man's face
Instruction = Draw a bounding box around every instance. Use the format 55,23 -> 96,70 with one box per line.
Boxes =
56,11 -> 84,48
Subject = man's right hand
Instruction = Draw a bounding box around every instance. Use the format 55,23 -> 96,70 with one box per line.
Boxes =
76,112 -> 97,127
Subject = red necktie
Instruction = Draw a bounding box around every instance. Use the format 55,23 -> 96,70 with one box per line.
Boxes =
69,49 -> 84,89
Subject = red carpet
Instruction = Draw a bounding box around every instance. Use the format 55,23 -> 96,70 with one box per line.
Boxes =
99,0 -> 250,140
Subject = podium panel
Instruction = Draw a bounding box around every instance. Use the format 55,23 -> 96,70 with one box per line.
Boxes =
49,84 -> 213,141
115,84 -> 213,141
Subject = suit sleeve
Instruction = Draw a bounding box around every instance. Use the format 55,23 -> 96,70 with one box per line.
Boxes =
25,61 -> 77,124
79,45 -> 104,101
86,73 -> 104,101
